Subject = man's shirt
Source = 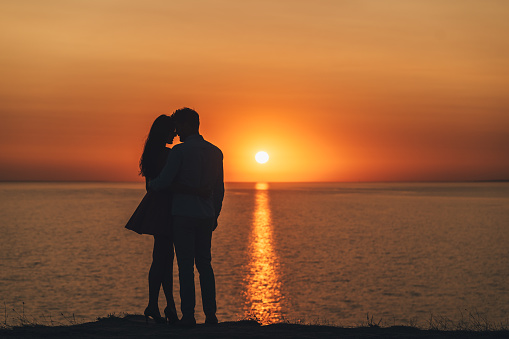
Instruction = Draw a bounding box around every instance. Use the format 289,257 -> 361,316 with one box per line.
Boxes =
149,134 -> 224,220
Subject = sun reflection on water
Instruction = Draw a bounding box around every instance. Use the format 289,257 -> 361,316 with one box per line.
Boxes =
244,182 -> 283,324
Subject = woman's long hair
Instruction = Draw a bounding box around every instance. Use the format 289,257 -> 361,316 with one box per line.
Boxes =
139,115 -> 174,179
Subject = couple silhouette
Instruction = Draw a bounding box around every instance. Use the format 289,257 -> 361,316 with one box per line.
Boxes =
125,108 -> 225,327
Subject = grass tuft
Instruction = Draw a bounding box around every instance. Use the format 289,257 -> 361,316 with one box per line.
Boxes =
1,302 -> 86,329
427,309 -> 509,332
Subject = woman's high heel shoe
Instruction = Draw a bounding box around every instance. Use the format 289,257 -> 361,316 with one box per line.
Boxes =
144,306 -> 166,324
164,307 -> 179,325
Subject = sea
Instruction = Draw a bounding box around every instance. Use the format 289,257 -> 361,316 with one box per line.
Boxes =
0,182 -> 508,327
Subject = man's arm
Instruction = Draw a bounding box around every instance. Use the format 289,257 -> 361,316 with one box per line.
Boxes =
172,182 -> 212,198
149,147 -> 182,191
212,152 -> 225,230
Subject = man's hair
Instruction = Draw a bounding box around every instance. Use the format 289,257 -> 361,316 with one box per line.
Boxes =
171,107 -> 200,130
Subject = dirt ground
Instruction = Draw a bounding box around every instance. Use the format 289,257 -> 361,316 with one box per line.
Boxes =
1,314 -> 507,339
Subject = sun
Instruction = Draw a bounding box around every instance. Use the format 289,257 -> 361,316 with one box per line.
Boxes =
255,151 -> 269,164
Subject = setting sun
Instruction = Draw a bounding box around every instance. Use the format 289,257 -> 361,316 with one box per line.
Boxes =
255,151 -> 269,164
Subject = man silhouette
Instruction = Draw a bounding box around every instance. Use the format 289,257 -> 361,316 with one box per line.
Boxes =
149,107 -> 224,326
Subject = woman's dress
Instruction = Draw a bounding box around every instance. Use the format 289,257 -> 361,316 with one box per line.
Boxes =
125,149 -> 172,236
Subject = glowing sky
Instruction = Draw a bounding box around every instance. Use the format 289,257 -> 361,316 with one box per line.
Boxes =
1,1 -> 508,182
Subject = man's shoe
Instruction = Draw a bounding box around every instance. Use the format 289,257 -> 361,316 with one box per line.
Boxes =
205,314 -> 218,325
178,315 -> 196,328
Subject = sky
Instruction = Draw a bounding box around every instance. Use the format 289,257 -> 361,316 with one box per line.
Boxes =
1,0 -> 508,182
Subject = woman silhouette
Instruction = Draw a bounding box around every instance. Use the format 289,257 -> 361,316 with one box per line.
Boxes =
126,115 -> 178,324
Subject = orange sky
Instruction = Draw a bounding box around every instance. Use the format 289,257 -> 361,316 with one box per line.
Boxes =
1,1 -> 508,182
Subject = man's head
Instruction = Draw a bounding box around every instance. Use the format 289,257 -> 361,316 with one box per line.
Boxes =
171,107 -> 200,142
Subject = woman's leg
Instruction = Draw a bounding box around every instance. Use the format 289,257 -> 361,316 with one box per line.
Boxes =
161,238 -> 178,320
147,235 -> 170,311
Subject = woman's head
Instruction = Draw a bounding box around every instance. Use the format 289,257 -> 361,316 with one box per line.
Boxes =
147,114 -> 176,146
139,115 -> 176,178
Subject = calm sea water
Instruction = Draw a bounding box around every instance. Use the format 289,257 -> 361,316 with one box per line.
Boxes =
0,182 -> 508,327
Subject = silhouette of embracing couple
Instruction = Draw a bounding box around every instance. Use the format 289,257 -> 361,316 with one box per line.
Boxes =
126,108 -> 224,327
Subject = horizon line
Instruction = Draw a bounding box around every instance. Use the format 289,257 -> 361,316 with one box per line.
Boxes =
1,179 -> 508,184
